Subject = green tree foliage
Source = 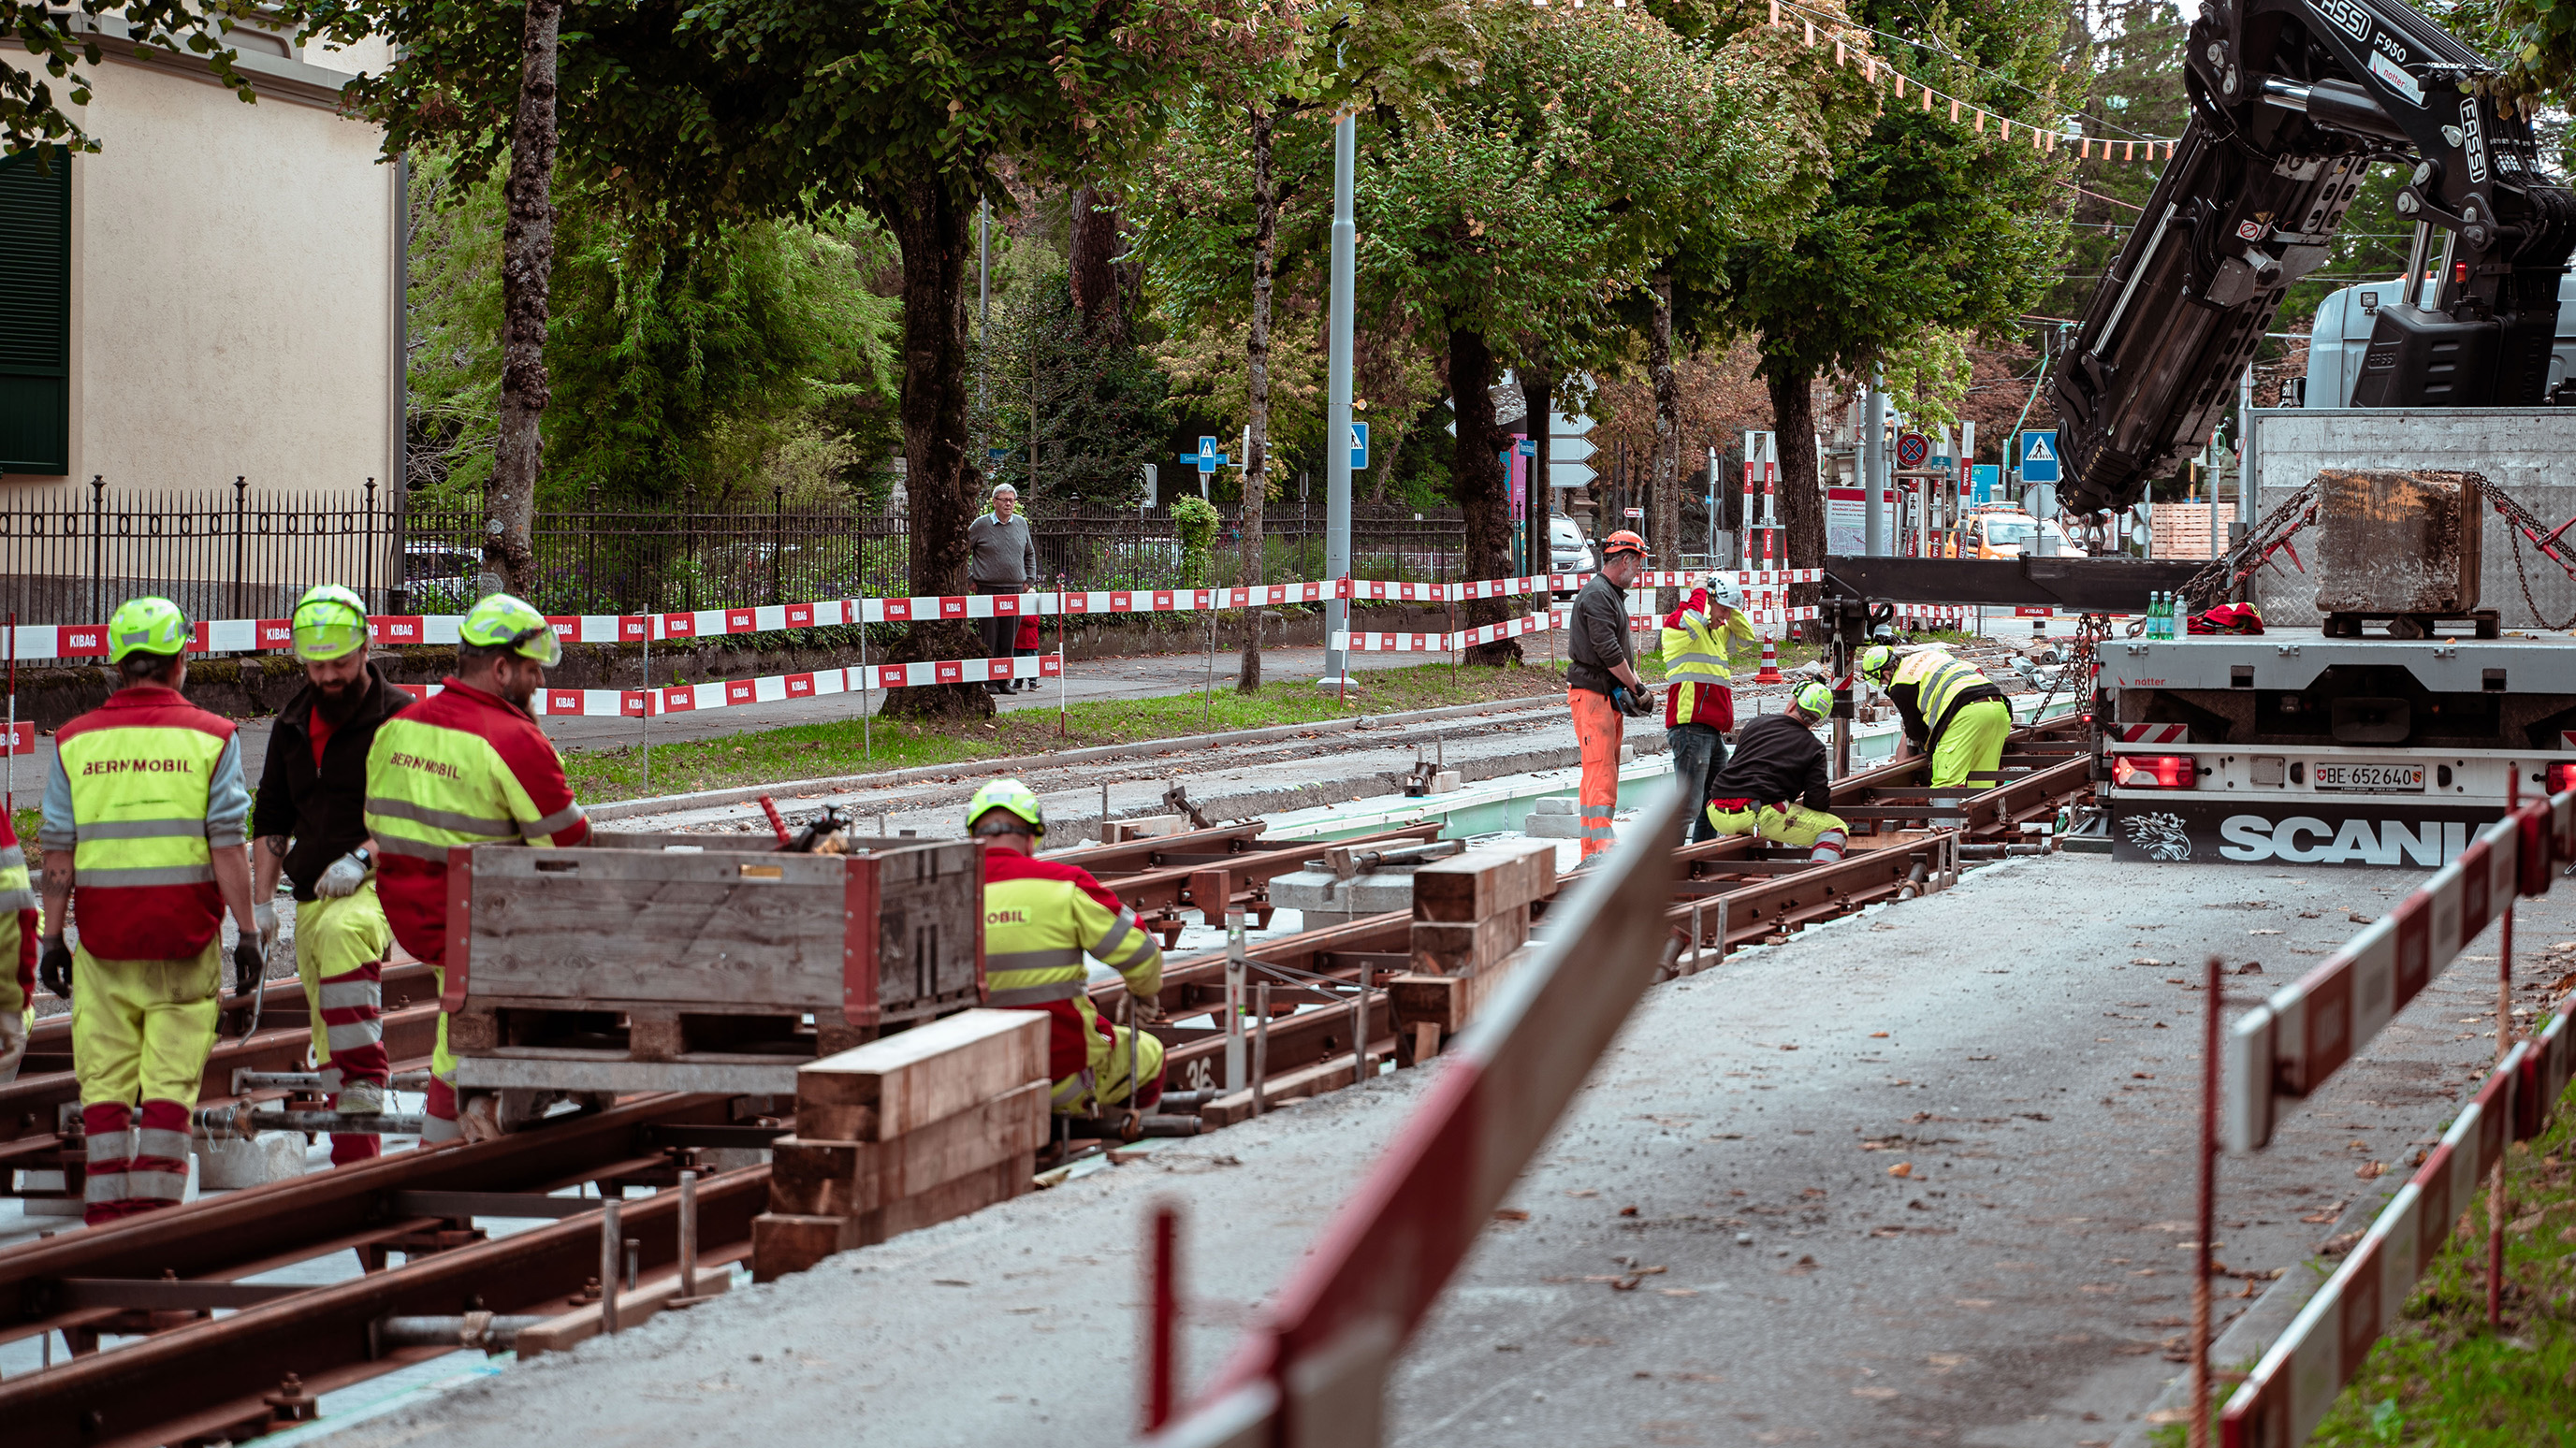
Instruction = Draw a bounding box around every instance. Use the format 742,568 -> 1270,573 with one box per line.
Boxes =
402,156 -> 901,512
974,271 -> 1172,514
3,2 -> 253,153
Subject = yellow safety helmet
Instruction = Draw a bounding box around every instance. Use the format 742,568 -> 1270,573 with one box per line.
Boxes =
967,778 -> 1046,839
460,592 -> 561,666
1793,681 -> 1834,719
290,584 -> 371,662
107,596 -> 190,663
1857,644 -> 1897,683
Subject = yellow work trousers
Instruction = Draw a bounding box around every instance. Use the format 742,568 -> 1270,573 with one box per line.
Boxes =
1704,803 -> 1851,862
1928,698 -> 2013,790
71,941 -> 221,1111
296,887 -> 392,1089
1051,1002 -> 1167,1116
1569,688 -> 1625,859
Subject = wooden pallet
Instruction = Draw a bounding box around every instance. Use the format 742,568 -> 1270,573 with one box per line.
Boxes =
2321,609 -> 2499,639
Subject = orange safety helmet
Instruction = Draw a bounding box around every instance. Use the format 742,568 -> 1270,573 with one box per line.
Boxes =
1602,529 -> 1647,559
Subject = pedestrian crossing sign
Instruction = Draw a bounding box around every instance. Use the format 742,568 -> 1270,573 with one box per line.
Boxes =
2019,429 -> 2059,484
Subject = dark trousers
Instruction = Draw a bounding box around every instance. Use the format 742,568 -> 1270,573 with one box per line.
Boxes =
977,583 -> 1023,668
1667,723 -> 1727,844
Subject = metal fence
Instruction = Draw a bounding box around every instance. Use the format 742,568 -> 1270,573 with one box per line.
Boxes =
0,481 -> 1470,626
0,477 -> 403,628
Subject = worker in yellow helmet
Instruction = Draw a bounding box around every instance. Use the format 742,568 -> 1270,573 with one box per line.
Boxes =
1858,643 -> 2012,790
250,585 -> 406,1165
1701,682 -> 1850,862
969,780 -> 1166,1116
36,597 -> 261,1224
1659,574 -> 1757,842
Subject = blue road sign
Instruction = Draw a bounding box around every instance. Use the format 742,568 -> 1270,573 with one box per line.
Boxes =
2019,429 -> 2059,485
1514,438 -> 1537,457
1971,463 -> 2000,504
1349,422 -> 1370,470
1180,436 -> 1230,474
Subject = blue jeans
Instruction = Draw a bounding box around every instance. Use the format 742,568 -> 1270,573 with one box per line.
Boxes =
1667,723 -> 1727,844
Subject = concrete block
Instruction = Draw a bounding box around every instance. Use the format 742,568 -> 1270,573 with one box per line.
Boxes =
1105,816 -> 1186,842
1522,813 -> 1587,838
1265,869 -> 1418,914
1531,795 -> 1580,815
1427,771 -> 1461,794
195,1132 -> 307,1190
1620,745 -> 1635,764
2313,468 -> 2482,615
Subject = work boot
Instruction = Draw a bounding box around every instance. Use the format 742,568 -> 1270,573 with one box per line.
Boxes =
336,1079 -> 386,1115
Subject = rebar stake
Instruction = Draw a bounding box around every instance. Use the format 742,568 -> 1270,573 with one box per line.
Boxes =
600,1198 -> 622,1334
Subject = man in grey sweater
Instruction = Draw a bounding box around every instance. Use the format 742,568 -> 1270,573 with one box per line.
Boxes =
968,485 -> 1038,693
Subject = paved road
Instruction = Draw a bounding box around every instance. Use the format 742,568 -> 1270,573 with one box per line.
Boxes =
318,852 -> 2556,1448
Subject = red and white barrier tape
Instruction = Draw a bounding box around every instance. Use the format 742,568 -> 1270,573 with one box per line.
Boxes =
2,571 -> 1843,662
1146,788 -> 1690,1447
2226,791 -> 2576,1152
390,653 -> 1062,718
2222,1012 -> 2571,1445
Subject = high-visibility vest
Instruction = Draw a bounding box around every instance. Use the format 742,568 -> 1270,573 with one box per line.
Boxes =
1892,651 -> 1999,737
982,847 -> 1163,1093
363,678 -> 587,965
0,812 -> 36,1018
55,690 -> 237,961
1659,606 -> 1752,728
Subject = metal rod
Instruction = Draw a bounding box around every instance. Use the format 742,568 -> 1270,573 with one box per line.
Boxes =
624,1238 -> 641,1294
601,1198 -> 621,1334
1252,981 -> 1272,1116
2190,951 -> 2221,1448
1225,912 -> 1247,1093
1351,978 -> 1368,1084
1143,1200 -> 1180,1432
677,1169 -> 698,1300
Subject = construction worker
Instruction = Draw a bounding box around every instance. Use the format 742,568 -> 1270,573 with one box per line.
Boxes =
1660,575 -> 1756,844
1566,529 -> 1654,859
35,597 -> 262,1224
251,586 -> 408,1165
1858,644 -> 2013,791
1700,682 -> 1849,862
970,780 -> 1167,1116
0,810 -> 36,1081
365,593 -> 589,1144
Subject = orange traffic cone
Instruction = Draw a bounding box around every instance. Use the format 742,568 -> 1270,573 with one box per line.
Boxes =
1753,636 -> 1785,684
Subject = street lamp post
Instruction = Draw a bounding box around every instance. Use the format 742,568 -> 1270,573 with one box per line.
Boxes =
1320,109 -> 1357,690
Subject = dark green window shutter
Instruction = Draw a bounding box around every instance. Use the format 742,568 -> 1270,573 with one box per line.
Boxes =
0,147 -> 71,475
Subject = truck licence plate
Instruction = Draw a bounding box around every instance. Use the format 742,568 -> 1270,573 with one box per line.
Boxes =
2312,761 -> 2426,793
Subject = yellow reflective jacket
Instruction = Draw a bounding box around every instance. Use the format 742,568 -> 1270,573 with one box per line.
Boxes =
1659,597 -> 1755,728
982,846 -> 1161,1084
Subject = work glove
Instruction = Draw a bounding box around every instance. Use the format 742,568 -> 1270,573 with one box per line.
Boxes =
38,938 -> 71,1001
253,902 -> 279,954
315,849 -> 369,899
233,936 -> 266,998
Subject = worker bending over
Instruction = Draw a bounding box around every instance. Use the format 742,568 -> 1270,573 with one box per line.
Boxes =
251,586 -> 407,1164
366,594 -> 589,1143
36,598 -> 262,1223
1659,575 -> 1756,843
971,780 -> 1167,1114
1701,682 -> 1849,862
1566,529 -> 1655,859
1858,644 -> 2011,790
0,811 -> 36,1081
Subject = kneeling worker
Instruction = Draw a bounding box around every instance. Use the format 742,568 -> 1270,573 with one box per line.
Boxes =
1701,682 -> 1849,862
970,780 -> 1166,1115
0,810 -> 36,1081
36,597 -> 263,1223
1858,644 -> 2011,791
251,586 -> 407,1164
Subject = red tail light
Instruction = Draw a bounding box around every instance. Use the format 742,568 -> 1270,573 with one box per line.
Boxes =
2549,760 -> 2576,795
2114,755 -> 2195,789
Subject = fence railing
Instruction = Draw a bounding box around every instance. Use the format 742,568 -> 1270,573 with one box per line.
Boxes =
0,483 -> 1471,627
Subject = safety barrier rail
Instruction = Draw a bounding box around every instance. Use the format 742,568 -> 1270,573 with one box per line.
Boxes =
387,652 -> 1063,718
1141,785 -> 1688,1446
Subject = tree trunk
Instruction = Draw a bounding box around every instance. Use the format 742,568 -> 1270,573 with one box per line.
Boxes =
1450,327 -> 1521,666
1763,359 -> 1826,627
1650,274 -> 1682,600
485,0 -> 561,597
1069,185 -> 1128,348
1236,105 -> 1276,694
879,174 -> 993,719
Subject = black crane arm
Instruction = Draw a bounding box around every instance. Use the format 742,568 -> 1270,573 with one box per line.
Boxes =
2049,0 -> 2576,514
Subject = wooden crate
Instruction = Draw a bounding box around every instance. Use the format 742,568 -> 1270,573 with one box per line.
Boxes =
446,836 -> 983,1095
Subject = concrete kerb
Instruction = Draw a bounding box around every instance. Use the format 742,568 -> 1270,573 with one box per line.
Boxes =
584,692 -> 1566,823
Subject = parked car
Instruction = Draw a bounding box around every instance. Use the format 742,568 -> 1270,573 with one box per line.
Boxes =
1548,514 -> 1599,598
405,543 -> 485,611
1945,508 -> 2085,558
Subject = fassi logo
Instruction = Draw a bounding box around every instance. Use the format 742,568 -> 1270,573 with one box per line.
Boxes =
2219,814 -> 2477,865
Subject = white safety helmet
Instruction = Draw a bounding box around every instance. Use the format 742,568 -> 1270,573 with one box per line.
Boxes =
1704,576 -> 1746,613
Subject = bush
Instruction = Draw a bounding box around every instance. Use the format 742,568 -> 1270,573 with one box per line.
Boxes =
1170,496 -> 1220,586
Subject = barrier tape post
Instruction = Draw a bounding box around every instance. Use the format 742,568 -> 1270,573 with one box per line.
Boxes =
1059,574 -> 1070,740
1144,1199 -> 1181,1431
1144,782 -> 1687,1448
2191,951 -> 2221,1448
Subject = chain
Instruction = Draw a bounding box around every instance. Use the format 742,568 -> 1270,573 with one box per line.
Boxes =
2176,483 -> 2319,612
2466,474 -> 2576,631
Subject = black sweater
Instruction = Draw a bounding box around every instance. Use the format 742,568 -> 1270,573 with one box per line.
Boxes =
1702,711 -> 1831,812
249,663 -> 410,901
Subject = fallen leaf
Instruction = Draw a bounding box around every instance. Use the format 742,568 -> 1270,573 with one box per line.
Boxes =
1955,1298 -> 1995,1308
2131,957 -> 2165,966
1673,1371 -> 1725,1382
1851,1385 -> 1899,1399
2356,1161 -> 2388,1180
1927,1353 -> 1966,1368
2321,1229 -> 2365,1255
1780,1044 -> 1799,1052
1620,1205 -> 1640,1217
1968,1053 -> 1996,1062
2133,1072 -> 2155,1079
2239,962 -> 2264,975
2249,928 -> 2284,935
1659,1287 -> 1700,1297
1565,1189 -> 1600,1198
1888,1163 -> 1914,1178
2510,1210 -> 2547,1234
1493,1209 -> 1531,1222
1870,1225 -> 1906,1238
1570,1336 -> 1614,1346
1870,1031 -> 1890,1038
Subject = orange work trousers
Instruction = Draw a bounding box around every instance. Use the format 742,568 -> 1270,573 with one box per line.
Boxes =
1568,688 -> 1624,858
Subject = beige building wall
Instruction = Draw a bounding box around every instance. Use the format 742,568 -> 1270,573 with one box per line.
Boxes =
0,31 -> 400,507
